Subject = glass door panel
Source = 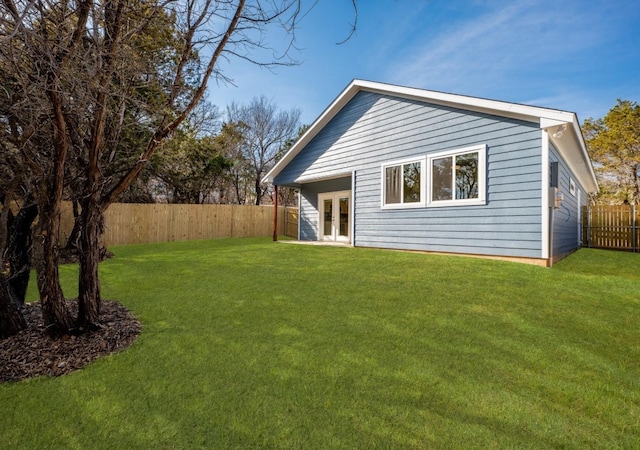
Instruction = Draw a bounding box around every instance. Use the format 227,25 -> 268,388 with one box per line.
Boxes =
338,197 -> 349,238
323,199 -> 333,237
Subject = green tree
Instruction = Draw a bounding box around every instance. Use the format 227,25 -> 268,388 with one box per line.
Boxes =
150,101 -> 235,204
583,100 -> 640,204
215,121 -> 251,204
152,132 -> 232,203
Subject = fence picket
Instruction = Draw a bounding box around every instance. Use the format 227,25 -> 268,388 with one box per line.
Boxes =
59,202 -> 298,247
583,205 -> 638,252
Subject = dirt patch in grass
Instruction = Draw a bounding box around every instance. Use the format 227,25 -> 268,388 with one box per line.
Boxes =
0,300 -> 140,383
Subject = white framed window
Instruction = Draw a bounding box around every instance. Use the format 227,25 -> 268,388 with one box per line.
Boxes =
427,144 -> 487,207
381,158 -> 426,209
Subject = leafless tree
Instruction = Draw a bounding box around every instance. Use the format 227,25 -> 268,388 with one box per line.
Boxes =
227,96 -> 300,205
0,0 -> 306,336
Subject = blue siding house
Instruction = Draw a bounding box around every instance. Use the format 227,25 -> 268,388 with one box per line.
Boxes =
264,80 -> 598,266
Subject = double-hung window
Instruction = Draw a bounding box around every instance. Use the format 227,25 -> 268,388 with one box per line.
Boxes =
382,159 -> 425,208
427,144 -> 486,207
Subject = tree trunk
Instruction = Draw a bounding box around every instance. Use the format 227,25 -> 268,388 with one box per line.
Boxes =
0,274 -> 26,339
0,194 -> 9,259
64,199 -> 82,251
76,197 -> 103,330
234,173 -> 243,205
254,177 -> 262,205
32,205 -> 72,337
6,203 -> 38,305
0,192 -> 29,339
29,79 -> 74,337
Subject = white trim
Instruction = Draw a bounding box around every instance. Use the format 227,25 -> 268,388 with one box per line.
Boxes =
351,170 -> 356,246
380,157 -> 427,209
297,189 -> 301,241
569,120 -> 598,193
426,144 -> 487,208
318,193 -> 327,241
318,190 -> 351,243
291,171 -> 353,186
355,80 -> 576,124
541,130 -> 550,260
263,79 -> 598,196
547,120 -> 599,194
263,82 -> 362,184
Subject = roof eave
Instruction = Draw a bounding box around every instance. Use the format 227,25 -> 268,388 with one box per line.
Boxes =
263,79 -> 599,193
262,80 -> 361,184
544,115 -> 599,194
356,80 -> 577,125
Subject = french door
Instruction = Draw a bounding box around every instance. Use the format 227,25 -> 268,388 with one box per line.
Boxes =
318,191 -> 350,242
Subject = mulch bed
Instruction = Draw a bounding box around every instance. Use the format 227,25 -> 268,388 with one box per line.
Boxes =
0,300 -> 141,383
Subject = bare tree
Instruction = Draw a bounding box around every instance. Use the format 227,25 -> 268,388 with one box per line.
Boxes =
0,91 -> 39,336
0,0 -> 306,336
227,96 -> 300,205
0,0 -> 82,334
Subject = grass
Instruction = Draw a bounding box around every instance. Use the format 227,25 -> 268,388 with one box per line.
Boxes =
1,238 -> 639,449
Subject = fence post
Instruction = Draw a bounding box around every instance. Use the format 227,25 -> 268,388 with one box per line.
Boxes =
586,205 -> 591,248
273,186 -> 278,242
633,204 -> 637,253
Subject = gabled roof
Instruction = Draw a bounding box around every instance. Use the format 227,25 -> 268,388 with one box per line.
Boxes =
264,79 -> 598,193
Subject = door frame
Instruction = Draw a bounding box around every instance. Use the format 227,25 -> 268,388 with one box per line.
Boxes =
318,190 -> 351,243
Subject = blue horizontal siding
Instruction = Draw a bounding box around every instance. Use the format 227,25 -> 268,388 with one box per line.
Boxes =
279,91 -> 545,259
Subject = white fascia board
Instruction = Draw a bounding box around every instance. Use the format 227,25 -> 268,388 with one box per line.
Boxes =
543,114 -> 598,194
263,79 -> 597,193
569,120 -> 599,193
263,79 -> 573,184
262,80 -> 361,184
355,80 -> 576,125
540,117 -> 571,129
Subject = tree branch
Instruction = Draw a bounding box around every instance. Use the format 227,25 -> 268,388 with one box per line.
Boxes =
103,0 -> 248,207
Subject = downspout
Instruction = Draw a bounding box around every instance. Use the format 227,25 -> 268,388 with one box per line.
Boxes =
351,170 -> 356,246
549,201 -> 555,267
273,185 -> 278,242
281,186 -> 287,237
541,130 -> 551,265
297,189 -> 301,241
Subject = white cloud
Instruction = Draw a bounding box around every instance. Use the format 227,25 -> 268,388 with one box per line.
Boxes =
385,0 -> 608,99
204,0 -> 640,126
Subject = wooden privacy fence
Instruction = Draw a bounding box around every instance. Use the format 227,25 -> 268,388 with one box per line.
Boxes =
582,205 -> 640,252
60,203 -> 298,247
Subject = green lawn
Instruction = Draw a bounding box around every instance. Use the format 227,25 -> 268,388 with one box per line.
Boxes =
1,238 -> 639,449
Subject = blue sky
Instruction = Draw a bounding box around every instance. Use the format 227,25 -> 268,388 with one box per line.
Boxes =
207,0 -> 640,126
